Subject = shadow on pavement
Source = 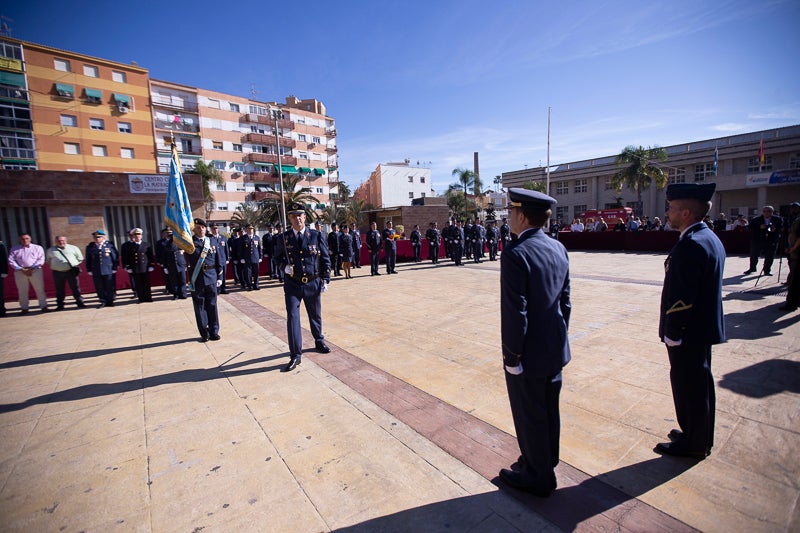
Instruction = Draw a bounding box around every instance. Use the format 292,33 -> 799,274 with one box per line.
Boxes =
0,353 -> 288,413
719,359 -> 800,397
723,306 -> 800,339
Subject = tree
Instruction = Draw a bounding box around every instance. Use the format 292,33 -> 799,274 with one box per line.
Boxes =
192,160 -> 225,219
231,201 -> 265,228
522,180 -> 548,193
451,167 -> 475,221
493,175 -> 503,192
610,145 -> 668,212
445,184 -> 478,220
259,174 -> 317,223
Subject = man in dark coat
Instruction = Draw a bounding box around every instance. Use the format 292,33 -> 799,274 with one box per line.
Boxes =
382,221 -> 398,274
410,225 -> 422,263
208,223 -> 229,293
85,229 -> 119,308
327,222 -> 341,277
120,228 -> 154,303
366,222 -> 382,276
744,205 -> 782,276
425,222 -> 440,264
161,230 -> 187,299
656,182 -> 725,459
350,223 -> 362,269
236,224 -> 262,290
498,188 -> 571,498
273,202 -> 332,372
187,218 -> 223,342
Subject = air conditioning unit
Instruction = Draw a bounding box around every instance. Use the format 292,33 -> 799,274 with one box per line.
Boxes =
118,105 -> 130,113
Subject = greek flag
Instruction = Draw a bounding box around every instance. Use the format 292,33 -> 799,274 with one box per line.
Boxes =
164,144 -> 195,254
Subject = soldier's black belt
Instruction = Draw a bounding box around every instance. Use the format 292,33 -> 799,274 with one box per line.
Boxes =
291,272 -> 318,284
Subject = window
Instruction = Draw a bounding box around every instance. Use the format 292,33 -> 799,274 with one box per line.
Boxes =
229,103 -> 240,112
747,156 -> 773,172
89,118 -> 105,130
213,161 -> 225,170
420,176 -> 425,183
0,103 -> 32,130
83,65 -> 99,77
250,125 -> 267,134
248,104 -> 267,115
791,153 -> 800,169
232,163 -> 244,172
668,167 -> 686,184
316,187 -> 324,194
111,71 -> 126,83
574,204 -> 587,217
297,151 -> 308,160
64,143 -> 79,155
604,177 -> 613,190
232,143 -> 242,152
408,176 -> 414,183
207,98 -> 220,109
118,122 -> 132,133
556,206 -> 569,221
84,88 -> 102,104
54,59 -> 70,72
312,136 -> 321,144
60,115 -> 77,127
555,182 -> 569,195
217,204 -> 229,211
421,192 -> 426,198
121,147 -> 134,159
574,179 -> 587,193
409,192 -> 414,198
694,163 -> 715,181
298,134 -> 307,142
92,145 -> 107,157
212,141 -> 223,150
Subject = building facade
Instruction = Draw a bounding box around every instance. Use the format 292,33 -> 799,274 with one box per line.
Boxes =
502,125 -> 800,222
354,160 -> 433,208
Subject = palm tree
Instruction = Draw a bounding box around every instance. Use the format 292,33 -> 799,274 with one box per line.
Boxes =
452,167 -> 475,221
493,175 -> 503,192
610,145 -> 668,213
523,180 -> 548,193
231,201 -> 265,228
260,175 -> 317,223
192,160 -> 224,219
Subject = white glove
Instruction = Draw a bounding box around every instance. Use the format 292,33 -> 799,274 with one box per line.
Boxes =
321,282 -> 328,293
258,259 -> 262,263
88,272 -> 93,276
0,273 -> 6,278
163,268 -> 168,274
126,269 -> 133,273
216,279 -> 222,287
240,259 -> 246,264
148,267 -> 154,272
663,336 -> 682,347
112,270 -> 117,274
225,261 -> 229,264
285,265 -> 293,275
505,363 -> 524,375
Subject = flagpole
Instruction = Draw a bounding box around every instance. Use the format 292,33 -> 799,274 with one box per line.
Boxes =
546,106 -> 551,195
272,107 -> 288,232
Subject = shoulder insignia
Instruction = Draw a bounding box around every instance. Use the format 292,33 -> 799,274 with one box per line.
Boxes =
666,300 -> 692,315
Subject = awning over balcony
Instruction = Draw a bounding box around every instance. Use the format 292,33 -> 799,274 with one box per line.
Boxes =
0,71 -> 25,88
55,83 -> 74,97
113,93 -> 130,105
84,88 -> 102,99
298,167 -> 312,173
278,165 -> 298,174
313,168 -> 326,176
254,162 -> 272,168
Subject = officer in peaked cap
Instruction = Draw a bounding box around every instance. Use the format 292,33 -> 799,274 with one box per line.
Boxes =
273,201 -> 332,372
85,228 -> 119,307
498,187 -> 571,497
655,182 -> 725,459
209,222 -> 229,294
187,217 -> 223,341
121,227 -> 154,303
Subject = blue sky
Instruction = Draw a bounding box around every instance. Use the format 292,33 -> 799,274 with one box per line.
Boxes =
7,0 -> 799,193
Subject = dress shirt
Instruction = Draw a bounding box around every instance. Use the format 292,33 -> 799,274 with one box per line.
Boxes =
8,243 -> 45,270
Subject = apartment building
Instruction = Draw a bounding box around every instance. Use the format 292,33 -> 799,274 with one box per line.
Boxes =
354,160 -> 433,208
502,125 -> 800,222
0,39 -> 35,170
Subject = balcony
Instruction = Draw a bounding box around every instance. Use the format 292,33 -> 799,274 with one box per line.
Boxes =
157,145 -> 202,156
326,128 -> 337,137
0,86 -> 28,101
246,153 -> 279,165
243,133 -> 297,148
241,113 -> 295,130
326,145 -> 338,154
151,95 -> 199,112
154,118 -> 199,133
246,172 -> 277,182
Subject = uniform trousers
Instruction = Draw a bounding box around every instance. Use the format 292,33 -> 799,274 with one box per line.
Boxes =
91,273 -> 115,305
488,242 -> 498,261
370,251 -> 380,274
167,269 -> 187,298
505,371 -> 561,491
14,268 -> 47,310
352,247 -> 362,267
247,261 -> 260,289
284,277 -> 324,357
384,247 -> 396,273
452,244 -> 463,265
429,243 -> 438,263
130,272 -> 152,302
667,344 -> 715,452
412,243 -> 421,262
53,269 -> 84,306
191,282 -> 219,338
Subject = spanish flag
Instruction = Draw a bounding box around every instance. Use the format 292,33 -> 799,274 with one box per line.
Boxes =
164,143 -> 195,254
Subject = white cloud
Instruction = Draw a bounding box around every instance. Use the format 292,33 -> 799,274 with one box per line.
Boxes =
711,123 -> 746,132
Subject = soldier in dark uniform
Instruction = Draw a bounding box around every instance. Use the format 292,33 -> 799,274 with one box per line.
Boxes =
452,220 -> 464,266
273,223 -> 285,282
744,205 -> 782,276
262,224 -> 274,280
121,227 -> 154,303
162,230 -> 188,299
425,222 -> 440,264
155,228 -> 172,295
273,202 -> 332,372
382,221 -> 398,274
464,219 -> 473,260
473,219 -> 486,261
410,225 -> 422,263
187,218 -> 222,342
499,188 -> 571,497
209,224 -> 229,294
327,222 -> 342,277
656,183 -> 725,459
500,218 -> 511,251
350,223 -> 362,268
366,221 -> 382,276
228,227 -> 241,286
236,224 -> 262,290
486,220 -> 499,261
85,229 -> 119,308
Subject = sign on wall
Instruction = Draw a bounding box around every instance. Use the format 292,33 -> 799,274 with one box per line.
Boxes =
129,175 -> 169,194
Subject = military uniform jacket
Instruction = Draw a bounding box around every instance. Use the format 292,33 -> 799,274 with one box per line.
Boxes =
425,228 -> 440,246
155,238 -> 169,266
327,230 -> 340,255
659,222 -> 725,345
366,230 -> 382,252
163,240 -> 187,272
188,235 -> 223,288
500,223 -> 511,241
121,241 -> 154,273
501,228 -> 571,376
261,232 -> 273,257
410,230 -> 422,245
275,228 -> 331,283
382,228 -> 397,250
85,240 -> 119,275
237,234 -> 261,263
339,233 -> 353,261
210,234 -> 228,264
453,228 -> 464,245
486,226 -> 497,242
351,229 -> 362,251
228,236 -> 240,262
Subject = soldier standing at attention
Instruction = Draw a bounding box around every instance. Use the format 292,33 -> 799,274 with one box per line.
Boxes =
486,220 -> 499,261
262,224 -> 274,280
366,222 -> 382,276
452,220 -> 465,266
187,218 -> 222,342
350,223 -> 362,269
161,229 -> 187,299
121,228 -> 154,303
85,229 -> 119,308
209,223 -> 229,294
228,227 -> 242,287
500,218 -> 511,251
382,221 -> 398,274
328,222 -> 342,277
237,224 -> 262,290
499,188 -> 571,498
274,202 -> 332,372
426,222 -> 441,264
410,225 -> 422,263
655,183 -> 725,459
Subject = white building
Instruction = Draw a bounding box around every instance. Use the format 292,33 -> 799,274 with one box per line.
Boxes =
354,160 -> 433,207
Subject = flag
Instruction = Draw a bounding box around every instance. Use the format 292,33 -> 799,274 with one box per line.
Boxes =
164,144 -> 195,254
758,138 -> 765,171
713,146 -> 718,176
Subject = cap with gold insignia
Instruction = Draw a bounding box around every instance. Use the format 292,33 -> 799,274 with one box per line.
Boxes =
129,227 -> 143,235
193,218 -> 207,227
508,187 -> 557,209
666,183 -> 716,202
287,202 -> 305,215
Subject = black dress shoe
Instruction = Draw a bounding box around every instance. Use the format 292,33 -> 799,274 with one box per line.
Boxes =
20,309 -> 29,315
668,428 -> 683,441
315,342 -> 331,354
199,336 -> 209,343
498,469 -> 553,497
76,302 -> 87,308
764,272 -> 773,276
209,334 -> 221,341
743,269 -> 755,275
654,441 -> 707,459
282,357 -> 301,372
510,456 -> 525,472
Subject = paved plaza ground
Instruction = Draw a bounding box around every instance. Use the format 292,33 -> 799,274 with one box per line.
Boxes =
0,250 -> 798,532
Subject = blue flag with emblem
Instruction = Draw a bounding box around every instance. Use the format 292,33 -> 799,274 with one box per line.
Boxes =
713,146 -> 718,176
164,143 -> 195,254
